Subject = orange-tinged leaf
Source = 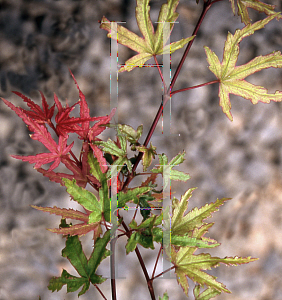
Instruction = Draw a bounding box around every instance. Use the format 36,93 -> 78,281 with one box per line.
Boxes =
48,223 -> 101,237
31,205 -> 89,222
31,205 -> 102,239
205,14 -> 282,121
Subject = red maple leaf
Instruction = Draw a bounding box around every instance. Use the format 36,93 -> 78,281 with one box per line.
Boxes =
1,70 -> 116,179
12,135 -> 74,172
1,97 -> 62,152
13,90 -> 55,125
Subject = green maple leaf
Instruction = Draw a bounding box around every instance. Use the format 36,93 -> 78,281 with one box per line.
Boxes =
106,124 -> 143,145
159,292 -> 169,300
151,152 -> 190,187
167,188 -> 258,296
125,214 -> 162,253
88,153 -> 111,222
95,136 -> 133,173
171,247 -> 258,296
136,142 -> 157,171
229,0 -> 282,24
205,14 -> 282,121
48,231 -> 111,297
63,178 -> 102,224
100,0 -> 195,72
117,186 -> 151,207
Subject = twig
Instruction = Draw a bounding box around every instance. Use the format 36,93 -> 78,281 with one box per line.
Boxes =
122,220 -> 156,300
171,80 -> 219,96
152,245 -> 162,279
110,236 -> 117,300
95,284 -> 108,300
151,266 -> 176,281
170,0 -> 214,92
122,0 -> 215,190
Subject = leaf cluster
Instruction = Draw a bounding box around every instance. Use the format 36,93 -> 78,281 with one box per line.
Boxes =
3,0 -> 281,299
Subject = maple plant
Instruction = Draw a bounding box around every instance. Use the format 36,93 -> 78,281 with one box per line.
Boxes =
2,0 -> 282,299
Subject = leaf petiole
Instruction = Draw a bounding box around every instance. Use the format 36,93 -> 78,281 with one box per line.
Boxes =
151,244 -> 162,279
151,266 -> 176,281
171,80 -> 219,96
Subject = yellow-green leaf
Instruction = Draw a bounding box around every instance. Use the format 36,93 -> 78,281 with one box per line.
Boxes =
171,246 -> 258,296
100,0 -> 194,72
205,14 -> 282,121
194,285 -> 221,300
151,152 -> 190,187
171,188 -> 230,236
230,0 -> 282,25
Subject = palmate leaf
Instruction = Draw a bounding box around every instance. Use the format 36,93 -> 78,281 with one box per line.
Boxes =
205,14 -> 282,121
159,292 -> 169,300
100,0 -> 195,72
167,188 -> 258,296
229,0 -> 282,25
151,152 -> 190,187
63,178 -> 102,223
87,153 -> 111,222
30,205 -> 102,239
1,96 -> 76,171
126,214 -> 162,254
117,186 -> 151,207
48,231 -> 110,297
171,188 -> 230,235
136,142 -> 157,171
171,246 -> 258,296
153,227 -> 219,248
193,285 -> 221,300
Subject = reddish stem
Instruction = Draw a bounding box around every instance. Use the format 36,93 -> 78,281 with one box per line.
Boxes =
151,266 -> 176,281
95,284 -> 107,300
154,55 -> 167,93
171,80 -> 219,96
152,245 -> 162,279
170,0 -> 213,92
122,220 -> 156,300
122,1 -> 217,190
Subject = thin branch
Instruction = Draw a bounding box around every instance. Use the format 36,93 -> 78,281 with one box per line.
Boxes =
122,220 -> 156,300
110,237 -> 117,300
95,284 -> 108,300
154,55 -> 167,93
171,80 -> 219,96
152,266 -> 176,281
122,1 -> 216,191
152,245 -> 162,279
170,0 -> 213,92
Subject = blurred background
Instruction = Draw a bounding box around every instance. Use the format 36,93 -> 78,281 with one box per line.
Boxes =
0,0 -> 282,299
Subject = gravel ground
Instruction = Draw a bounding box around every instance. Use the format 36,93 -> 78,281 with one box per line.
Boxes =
0,0 -> 282,299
